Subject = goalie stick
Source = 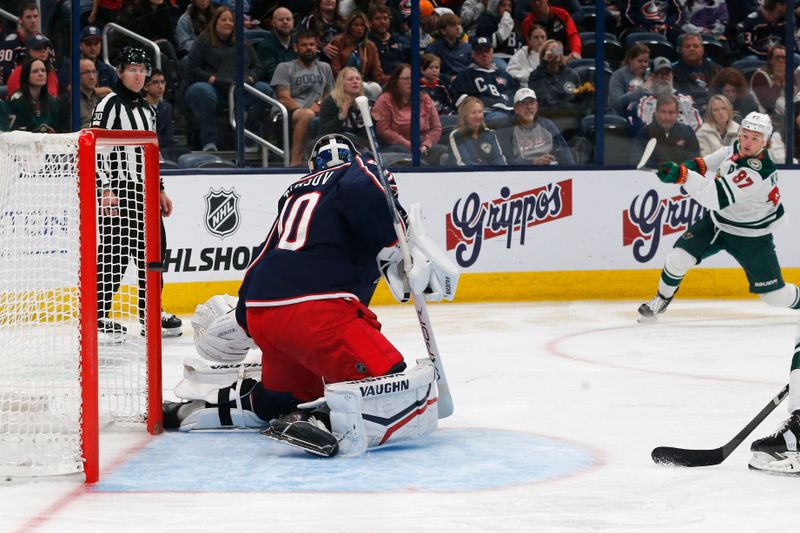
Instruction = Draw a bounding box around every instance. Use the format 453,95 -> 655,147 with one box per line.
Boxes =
636,137 -> 657,170
652,383 -> 789,467
354,95 -> 454,419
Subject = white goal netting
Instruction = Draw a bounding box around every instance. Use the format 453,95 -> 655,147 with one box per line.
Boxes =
0,131 -> 157,479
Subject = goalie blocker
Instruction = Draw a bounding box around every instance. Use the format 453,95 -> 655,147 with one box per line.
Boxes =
164,357 -> 437,456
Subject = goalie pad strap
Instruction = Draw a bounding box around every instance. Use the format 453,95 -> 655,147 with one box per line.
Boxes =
218,387 -> 233,426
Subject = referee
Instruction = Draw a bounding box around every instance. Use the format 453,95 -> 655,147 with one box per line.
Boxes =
91,47 -> 182,339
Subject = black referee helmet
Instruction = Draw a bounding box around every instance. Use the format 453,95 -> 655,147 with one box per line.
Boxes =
116,47 -> 151,74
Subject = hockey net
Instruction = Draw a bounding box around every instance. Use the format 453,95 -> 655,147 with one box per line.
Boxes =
0,130 -> 162,483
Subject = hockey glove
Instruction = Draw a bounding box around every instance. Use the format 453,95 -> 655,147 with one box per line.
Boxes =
656,161 -> 688,184
682,157 -> 707,176
192,295 -> 255,363
407,203 -> 460,302
377,244 -> 410,304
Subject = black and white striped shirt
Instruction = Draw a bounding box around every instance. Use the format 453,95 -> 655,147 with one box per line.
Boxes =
91,81 -> 157,188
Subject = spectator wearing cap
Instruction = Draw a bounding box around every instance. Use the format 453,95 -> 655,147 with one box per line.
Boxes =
671,33 -> 721,112
520,0 -> 581,62
527,39 -> 583,138
450,34 -> 518,128
419,0 -> 455,48
425,12 -> 472,86
256,7 -> 296,85
624,56 -> 702,137
79,25 -> 118,97
497,87 -> 575,165
6,34 -> 59,99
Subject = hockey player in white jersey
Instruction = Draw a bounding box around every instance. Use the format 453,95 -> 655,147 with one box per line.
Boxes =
640,111 -> 800,475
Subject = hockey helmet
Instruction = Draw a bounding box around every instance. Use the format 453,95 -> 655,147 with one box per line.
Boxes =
308,134 -> 359,172
739,112 -> 773,142
116,47 -> 151,74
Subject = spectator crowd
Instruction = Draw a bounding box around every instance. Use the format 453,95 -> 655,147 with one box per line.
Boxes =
1,0 -> 800,167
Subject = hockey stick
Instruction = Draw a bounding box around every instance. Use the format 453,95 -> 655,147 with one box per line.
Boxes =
651,383 -> 789,467
636,137 -> 657,170
354,95 -> 454,419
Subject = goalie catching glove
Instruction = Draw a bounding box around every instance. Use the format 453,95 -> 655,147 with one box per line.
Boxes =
191,294 -> 255,364
377,203 -> 460,304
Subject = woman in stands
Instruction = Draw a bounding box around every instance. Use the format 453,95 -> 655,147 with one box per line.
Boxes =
300,0 -> 344,61
507,23 -> 547,88
318,66 -> 369,148
447,96 -> 506,166
6,58 -> 59,133
708,67 -> 759,123
176,0 -> 216,58
695,94 -> 738,156
329,10 -> 388,100
608,42 -> 650,115
373,63 -> 444,165
182,6 -> 272,151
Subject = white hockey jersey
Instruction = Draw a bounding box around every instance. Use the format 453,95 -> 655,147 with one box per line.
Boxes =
683,141 -> 783,237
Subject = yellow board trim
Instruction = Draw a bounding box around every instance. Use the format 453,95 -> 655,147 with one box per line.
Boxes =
160,268 -> 800,313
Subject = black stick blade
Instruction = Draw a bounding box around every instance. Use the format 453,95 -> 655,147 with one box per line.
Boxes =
651,446 -> 725,467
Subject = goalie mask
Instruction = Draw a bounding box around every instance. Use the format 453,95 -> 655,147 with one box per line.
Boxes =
308,134 -> 359,172
116,47 -> 151,75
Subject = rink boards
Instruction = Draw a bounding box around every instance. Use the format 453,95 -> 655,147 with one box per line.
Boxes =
158,168 -> 800,312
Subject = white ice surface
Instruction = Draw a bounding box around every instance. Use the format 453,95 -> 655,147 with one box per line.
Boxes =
2,300 -> 799,532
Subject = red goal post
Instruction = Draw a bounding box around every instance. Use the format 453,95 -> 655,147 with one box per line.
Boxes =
0,129 -> 163,483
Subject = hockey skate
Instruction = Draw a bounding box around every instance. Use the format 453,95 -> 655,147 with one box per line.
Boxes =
98,318 -> 127,344
637,292 -> 674,323
161,311 -> 183,337
262,407 -> 339,458
749,411 -> 800,476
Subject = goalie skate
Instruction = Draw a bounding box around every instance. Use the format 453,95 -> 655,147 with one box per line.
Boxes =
748,411 -> 800,476
262,411 -> 339,458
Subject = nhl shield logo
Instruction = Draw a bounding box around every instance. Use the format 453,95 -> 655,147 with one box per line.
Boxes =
204,188 -> 240,238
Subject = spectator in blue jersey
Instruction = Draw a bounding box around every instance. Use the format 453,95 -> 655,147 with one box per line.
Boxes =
175,0 -> 216,58
256,6 -> 296,85
739,0 -> 787,59
448,95 -> 507,166
425,12 -> 471,86
474,0 -> 520,66
420,53 -> 457,126
618,0 -> 683,41
367,4 -> 410,76
671,33 -> 721,112
300,0 -> 344,61
182,6 -> 272,151
497,87 -> 575,165
0,2 -> 43,87
317,66 -> 368,148
451,34 -> 518,129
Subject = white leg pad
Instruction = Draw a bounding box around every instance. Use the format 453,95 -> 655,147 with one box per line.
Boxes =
324,359 -> 438,456
178,406 -> 266,431
174,357 -> 262,401
759,284 -> 800,308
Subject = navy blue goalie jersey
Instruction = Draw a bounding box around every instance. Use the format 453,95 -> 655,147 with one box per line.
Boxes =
236,155 -> 404,330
